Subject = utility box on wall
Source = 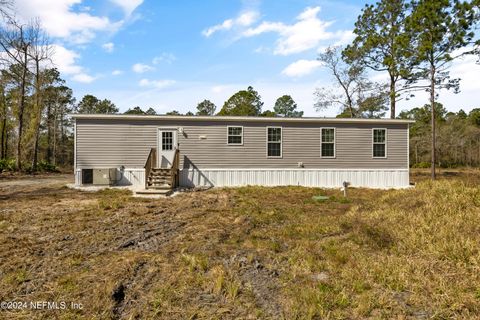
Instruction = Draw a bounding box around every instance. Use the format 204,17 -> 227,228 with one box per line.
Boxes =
92,168 -> 117,185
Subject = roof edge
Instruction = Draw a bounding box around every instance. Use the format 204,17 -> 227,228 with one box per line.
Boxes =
69,114 -> 415,124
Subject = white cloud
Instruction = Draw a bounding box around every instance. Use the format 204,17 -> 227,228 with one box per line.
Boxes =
14,0 -> 120,44
139,79 -> 176,89
202,10 -> 259,37
109,0 -> 143,16
72,73 -> 96,83
333,30 -> 355,47
112,69 -> 123,76
449,55 -> 480,92
102,42 -> 115,53
282,59 -> 323,77
48,44 -> 96,83
242,6 -> 347,55
202,19 -> 234,37
50,45 -> 82,75
254,46 -> 269,54
132,63 -> 154,73
236,11 -> 260,27
152,53 -> 176,65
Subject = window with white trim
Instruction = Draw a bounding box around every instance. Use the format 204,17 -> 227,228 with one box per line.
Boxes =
373,129 -> 387,158
227,126 -> 243,145
321,128 -> 335,158
267,127 -> 282,157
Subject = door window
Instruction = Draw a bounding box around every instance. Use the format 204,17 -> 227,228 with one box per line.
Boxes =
162,131 -> 173,150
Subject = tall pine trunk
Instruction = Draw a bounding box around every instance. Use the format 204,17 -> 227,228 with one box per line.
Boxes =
53,114 -> 57,165
0,119 -> 5,159
389,74 -> 396,119
0,92 -> 5,159
32,59 -> 41,171
430,63 -> 436,180
46,103 -> 52,163
16,47 -> 28,170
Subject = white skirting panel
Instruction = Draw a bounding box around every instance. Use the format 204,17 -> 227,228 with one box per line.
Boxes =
179,168 -> 410,189
74,169 -> 81,186
74,168 -> 145,188
119,169 -> 145,188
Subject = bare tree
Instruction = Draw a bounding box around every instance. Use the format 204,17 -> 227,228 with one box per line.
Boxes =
0,20 -> 36,169
0,74 -> 8,159
314,46 -> 388,118
0,16 -> 44,169
27,18 -> 53,170
0,0 -> 13,18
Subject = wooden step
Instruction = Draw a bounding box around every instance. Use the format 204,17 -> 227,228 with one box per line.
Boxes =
151,168 -> 172,173
135,189 -> 172,196
148,176 -> 171,181
149,181 -> 170,185
148,175 -> 172,179
148,175 -> 172,180
148,179 -> 172,184
147,184 -> 171,189
149,172 -> 171,176
147,184 -> 172,190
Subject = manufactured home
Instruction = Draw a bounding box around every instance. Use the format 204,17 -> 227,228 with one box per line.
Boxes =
72,114 -> 413,191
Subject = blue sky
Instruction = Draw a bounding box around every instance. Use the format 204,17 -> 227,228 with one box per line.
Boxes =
13,0 -> 480,116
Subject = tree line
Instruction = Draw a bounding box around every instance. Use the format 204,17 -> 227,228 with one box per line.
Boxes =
1,0 -> 479,174
400,104 -> 480,167
75,87 -> 303,118
0,1 -> 75,172
141,87 -> 304,118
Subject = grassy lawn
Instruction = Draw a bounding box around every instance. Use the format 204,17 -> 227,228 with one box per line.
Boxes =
0,169 -> 479,319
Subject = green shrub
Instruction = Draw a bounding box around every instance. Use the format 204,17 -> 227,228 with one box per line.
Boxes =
438,161 -> 459,168
0,159 -> 16,172
37,161 -> 59,172
25,161 -> 59,173
411,161 -> 430,168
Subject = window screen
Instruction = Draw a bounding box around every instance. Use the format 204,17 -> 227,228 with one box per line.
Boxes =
321,128 -> 335,157
267,127 -> 282,157
373,129 -> 386,158
228,127 -> 243,145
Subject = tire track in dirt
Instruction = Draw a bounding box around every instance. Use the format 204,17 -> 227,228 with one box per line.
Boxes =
226,254 -> 283,319
111,261 -> 147,320
118,220 -> 187,251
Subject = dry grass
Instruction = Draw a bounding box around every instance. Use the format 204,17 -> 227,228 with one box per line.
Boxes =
0,170 -> 479,319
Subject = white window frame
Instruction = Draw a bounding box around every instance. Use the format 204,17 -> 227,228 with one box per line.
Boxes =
372,128 -> 388,158
266,126 -> 282,158
320,127 -> 336,158
227,126 -> 244,146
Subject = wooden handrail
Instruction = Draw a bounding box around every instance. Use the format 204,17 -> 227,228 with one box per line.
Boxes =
170,148 -> 180,188
144,148 -> 157,188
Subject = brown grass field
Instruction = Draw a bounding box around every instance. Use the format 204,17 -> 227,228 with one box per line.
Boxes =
0,168 -> 479,319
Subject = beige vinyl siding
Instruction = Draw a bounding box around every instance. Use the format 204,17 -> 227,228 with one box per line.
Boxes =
76,119 -> 408,169
76,120 -> 157,168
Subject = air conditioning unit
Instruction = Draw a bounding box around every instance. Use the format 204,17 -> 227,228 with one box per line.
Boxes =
92,168 -> 117,185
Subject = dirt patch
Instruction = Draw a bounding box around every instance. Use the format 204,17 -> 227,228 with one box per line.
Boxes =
118,220 -> 187,251
0,173 -> 72,185
0,170 -> 479,319
226,254 -> 282,318
111,261 -> 147,320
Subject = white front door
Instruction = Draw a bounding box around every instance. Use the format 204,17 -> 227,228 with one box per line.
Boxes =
158,129 -> 177,168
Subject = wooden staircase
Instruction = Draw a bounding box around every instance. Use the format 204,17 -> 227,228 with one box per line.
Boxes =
147,168 -> 175,190
136,148 -> 180,196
